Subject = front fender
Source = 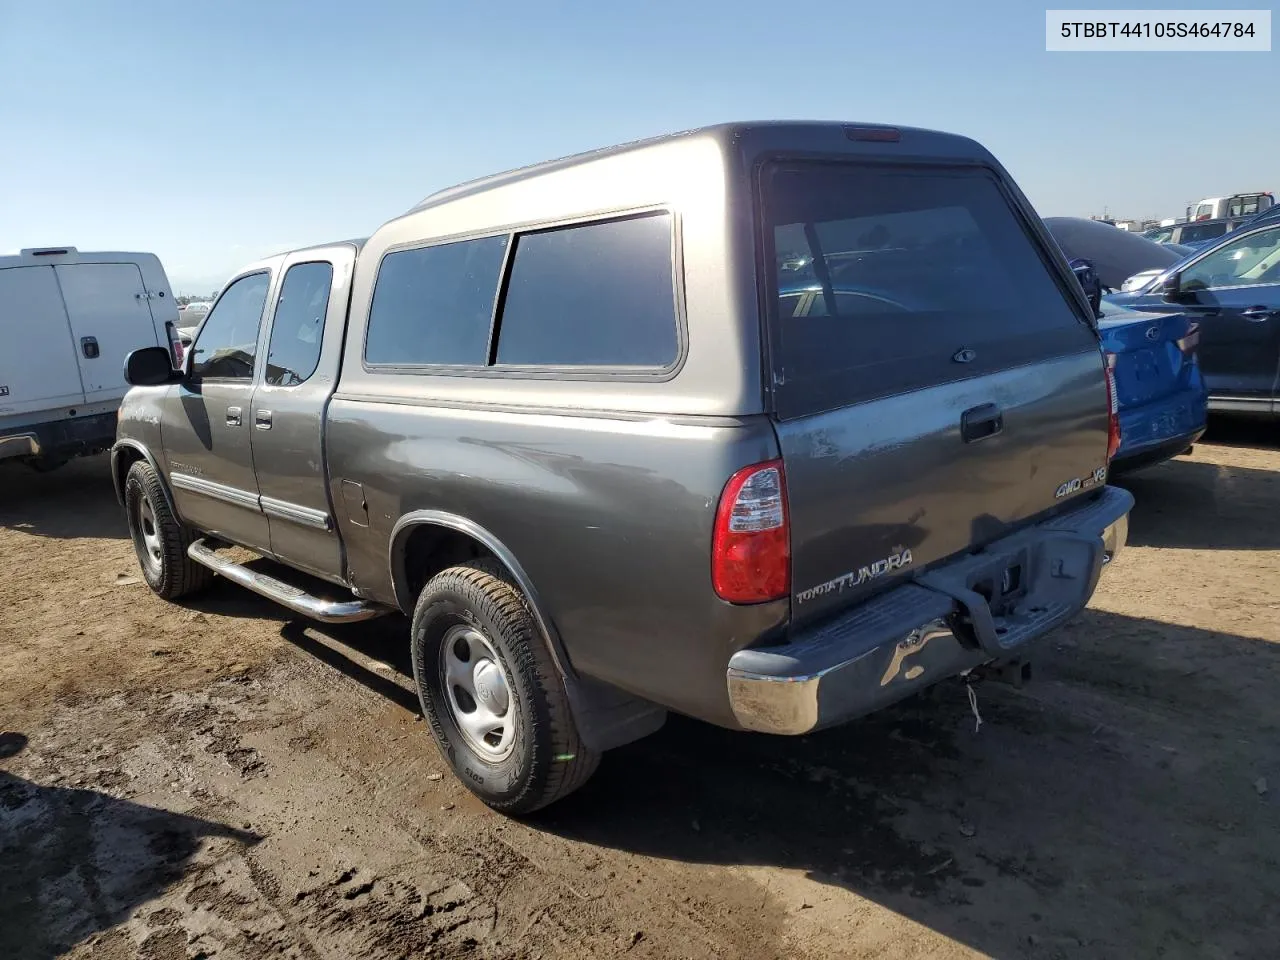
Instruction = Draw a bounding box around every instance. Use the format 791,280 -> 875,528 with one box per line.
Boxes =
110,439 -> 176,516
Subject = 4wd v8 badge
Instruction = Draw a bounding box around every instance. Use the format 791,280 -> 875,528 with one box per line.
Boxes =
1055,466 -> 1107,499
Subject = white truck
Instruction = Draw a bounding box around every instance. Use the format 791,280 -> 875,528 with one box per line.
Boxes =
0,247 -> 180,471
1187,192 -> 1274,222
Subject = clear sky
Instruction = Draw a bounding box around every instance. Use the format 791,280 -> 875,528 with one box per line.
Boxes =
1,0 -> 1274,293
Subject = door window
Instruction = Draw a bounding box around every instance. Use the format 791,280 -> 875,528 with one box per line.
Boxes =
265,262 -> 332,386
191,272 -> 270,379
1180,227 -> 1280,292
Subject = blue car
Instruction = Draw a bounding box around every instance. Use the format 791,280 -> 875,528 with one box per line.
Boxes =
1040,220 -> 1209,471
1095,301 -> 1208,471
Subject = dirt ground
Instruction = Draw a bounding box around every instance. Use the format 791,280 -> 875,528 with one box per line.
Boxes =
2,423 -> 1278,960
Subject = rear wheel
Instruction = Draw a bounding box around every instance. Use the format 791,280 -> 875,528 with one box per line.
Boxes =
410,560 -> 598,814
124,460 -> 211,600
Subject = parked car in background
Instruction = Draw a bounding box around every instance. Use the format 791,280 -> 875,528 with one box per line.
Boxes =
1143,218 -> 1241,250
112,122 -> 1131,813
1044,217 -> 1184,291
1119,244 -> 1198,293
1105,218 -> 1280,418
1096,301 -> 1207,471
177,299 -> 212,333
1,246 -> 179,471
1047,227 -> 1208,471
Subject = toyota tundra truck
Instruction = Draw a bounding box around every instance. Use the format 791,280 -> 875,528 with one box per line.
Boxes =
113,122 -> 1132,814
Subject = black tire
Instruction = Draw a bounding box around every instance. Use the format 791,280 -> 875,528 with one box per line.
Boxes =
124,460 -> 211,600
410,560 -> 598,814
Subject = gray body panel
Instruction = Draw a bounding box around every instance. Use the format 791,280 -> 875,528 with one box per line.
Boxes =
326,400 -> 788,726
114,122 -> 1120,735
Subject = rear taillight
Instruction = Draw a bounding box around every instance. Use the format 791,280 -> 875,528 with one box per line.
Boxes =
1104,353 -> 1121,462
1176,323 -> 1201,357
712,459 -> 790,603
172,340 -> 185,367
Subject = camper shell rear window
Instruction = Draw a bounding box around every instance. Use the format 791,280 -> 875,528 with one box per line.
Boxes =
760,161 -> 1093,419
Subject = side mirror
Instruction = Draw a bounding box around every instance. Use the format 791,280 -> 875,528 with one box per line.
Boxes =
124,346 -> 181,387
1160,271 -> 1182,299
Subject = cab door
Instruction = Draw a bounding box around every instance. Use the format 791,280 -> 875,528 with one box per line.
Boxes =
162,269 -> 275,551
249,246 -> 355,582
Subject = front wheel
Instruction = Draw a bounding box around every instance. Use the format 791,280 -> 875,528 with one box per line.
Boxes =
124,460 -> 211,600
410,561 -> 599,814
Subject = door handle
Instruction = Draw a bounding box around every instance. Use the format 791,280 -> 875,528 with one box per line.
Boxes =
80,336 -> 99,359
961,403 -> 1003,443
226,406 -> 242,427
1241,306 -> 1277,321
255,409 -> 273,430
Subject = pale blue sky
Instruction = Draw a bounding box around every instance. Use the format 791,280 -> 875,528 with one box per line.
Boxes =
1,0 -> 1274,293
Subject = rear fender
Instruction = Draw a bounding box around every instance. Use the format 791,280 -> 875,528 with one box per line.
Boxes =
388,511 -> 666,752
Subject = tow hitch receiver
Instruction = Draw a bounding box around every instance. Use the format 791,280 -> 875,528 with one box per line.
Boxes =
972,659 -> 1033,688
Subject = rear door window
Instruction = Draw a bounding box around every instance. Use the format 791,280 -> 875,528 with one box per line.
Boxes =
495,212 -> 678,367
265,261 -> 332,386
761,162 -> 1090,418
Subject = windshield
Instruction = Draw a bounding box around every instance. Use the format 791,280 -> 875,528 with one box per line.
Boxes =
1143,228 -> 1174,243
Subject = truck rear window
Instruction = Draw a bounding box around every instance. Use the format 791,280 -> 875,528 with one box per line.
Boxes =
761,162 -> 1091,419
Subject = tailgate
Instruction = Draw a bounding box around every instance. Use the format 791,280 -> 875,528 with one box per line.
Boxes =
759,159 -> 1110,624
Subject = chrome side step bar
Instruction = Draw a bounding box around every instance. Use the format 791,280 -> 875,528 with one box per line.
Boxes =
187,539 -> 386,624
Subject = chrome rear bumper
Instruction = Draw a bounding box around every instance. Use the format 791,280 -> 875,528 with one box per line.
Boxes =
727,485 -> 1134,735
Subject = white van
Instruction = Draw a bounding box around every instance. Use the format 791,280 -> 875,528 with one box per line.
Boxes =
0,247 -> 180,471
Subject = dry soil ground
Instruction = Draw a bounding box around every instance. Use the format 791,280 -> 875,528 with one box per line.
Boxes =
1,423 -> 1278,960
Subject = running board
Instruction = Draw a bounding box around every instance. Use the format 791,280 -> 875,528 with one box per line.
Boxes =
187,539 -> 386,624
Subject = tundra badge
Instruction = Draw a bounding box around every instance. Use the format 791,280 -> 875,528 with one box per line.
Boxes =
797,547 -> 914,604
